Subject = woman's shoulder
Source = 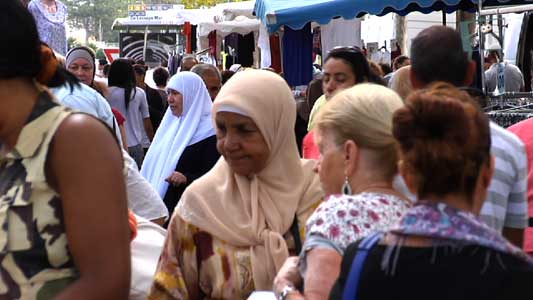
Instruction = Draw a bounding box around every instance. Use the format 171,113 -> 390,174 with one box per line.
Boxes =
135,87 -> 147,97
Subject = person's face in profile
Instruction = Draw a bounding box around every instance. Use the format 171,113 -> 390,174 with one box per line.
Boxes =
167,88 -> 184,117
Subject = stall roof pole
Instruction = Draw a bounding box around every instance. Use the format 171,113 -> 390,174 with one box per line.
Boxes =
480,4 -> 533,16
143,25 -> 149,62
478,0 -> 486,94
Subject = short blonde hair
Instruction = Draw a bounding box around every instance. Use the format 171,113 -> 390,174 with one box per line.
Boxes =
316,83 -> 404,180
389,65 -> 413,101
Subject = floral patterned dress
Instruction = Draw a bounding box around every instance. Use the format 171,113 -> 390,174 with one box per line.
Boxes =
28,0 -> 68,55
148,201 -> 320,300
303,192 -> 410,256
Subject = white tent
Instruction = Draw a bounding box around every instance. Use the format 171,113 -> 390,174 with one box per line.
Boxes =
217,0 -> 256,21
198,15 -> 260,38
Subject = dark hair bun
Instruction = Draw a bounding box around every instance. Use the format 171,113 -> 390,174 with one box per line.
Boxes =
392,82 -> 491,199
394,93 -> 470,148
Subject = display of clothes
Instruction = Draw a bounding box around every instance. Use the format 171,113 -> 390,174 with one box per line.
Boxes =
224,32 -> 255,69
488,112 -> 533,128
283,23 -> 313,87
167,53 -> 182,76
183,23 -> 197,54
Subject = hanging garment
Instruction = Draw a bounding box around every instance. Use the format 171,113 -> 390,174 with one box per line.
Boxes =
184,22 -> 192,54
224,33 -> 239,69
209,31 -> 217,57
259,25 -> 271,69
238,32 -> 255,67
270,34 -> 282,73
320,18 -> 362,58
191,25 -> 198,53
283,23 -> 313,87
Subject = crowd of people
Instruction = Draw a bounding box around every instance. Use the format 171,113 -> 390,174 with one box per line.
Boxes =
2,0 -> 533,300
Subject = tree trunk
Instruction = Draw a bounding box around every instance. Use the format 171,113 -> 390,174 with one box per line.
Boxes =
394,14 -> 407,55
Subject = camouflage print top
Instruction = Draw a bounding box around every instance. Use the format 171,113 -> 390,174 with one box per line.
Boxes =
0,92 -> 78,300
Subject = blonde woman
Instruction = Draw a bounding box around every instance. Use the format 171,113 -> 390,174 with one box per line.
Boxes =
274,84 -> 410,300
389,65 -> 414,101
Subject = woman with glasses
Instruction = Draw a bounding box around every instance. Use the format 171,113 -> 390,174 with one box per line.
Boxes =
303,46 -> 384,159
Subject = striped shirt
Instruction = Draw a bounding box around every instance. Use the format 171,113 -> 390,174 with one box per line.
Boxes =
479,122 -> 529,232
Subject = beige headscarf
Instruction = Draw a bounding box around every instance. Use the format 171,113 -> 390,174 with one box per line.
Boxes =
176,70 -> 323,290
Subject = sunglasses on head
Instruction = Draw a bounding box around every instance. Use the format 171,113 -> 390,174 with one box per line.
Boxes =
328,46 -> 364,55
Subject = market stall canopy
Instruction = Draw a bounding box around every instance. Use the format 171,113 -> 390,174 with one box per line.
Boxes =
198,15 -> 261,37
176,8 -> 219,25
254,0 -> 532,32
219,0 -> 256,20
112,17 -> 183,31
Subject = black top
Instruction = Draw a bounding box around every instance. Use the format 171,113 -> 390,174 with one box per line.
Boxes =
330,241 -> 533,300
145,85 -> 166,132
163,135 -> 220,218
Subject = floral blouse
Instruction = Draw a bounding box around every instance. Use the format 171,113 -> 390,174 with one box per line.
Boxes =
149,201 -> 320,300
304,192 -> 410,255
28,0 -> 68,55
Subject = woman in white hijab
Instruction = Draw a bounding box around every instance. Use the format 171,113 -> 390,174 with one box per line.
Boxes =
141,72 -> 220,219
149,70 -> 323,300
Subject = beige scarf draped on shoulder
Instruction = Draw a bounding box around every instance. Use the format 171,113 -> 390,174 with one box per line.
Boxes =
177,70 -> 323,290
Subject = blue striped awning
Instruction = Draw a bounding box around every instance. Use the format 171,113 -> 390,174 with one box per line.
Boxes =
254,0 -> 533,32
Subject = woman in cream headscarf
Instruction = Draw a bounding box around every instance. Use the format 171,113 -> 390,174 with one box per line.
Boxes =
149,70 -> 323,300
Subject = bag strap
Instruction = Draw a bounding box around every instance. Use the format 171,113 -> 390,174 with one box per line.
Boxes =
290,214 -> 302,254
342,232 -> 383,300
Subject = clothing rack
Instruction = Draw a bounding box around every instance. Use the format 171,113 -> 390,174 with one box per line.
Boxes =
486,92 -> 533,111
487,111 -> 533,128
485,92 -> 533,127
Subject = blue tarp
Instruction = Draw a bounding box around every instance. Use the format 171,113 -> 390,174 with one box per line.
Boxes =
254,0 -> 532,32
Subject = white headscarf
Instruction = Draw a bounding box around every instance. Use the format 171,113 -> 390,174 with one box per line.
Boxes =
141,72 -> 215,197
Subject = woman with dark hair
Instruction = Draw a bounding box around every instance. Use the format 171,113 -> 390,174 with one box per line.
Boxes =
303,46 -> 384,159
66,46 -> 109,97
0,0 -> 130,298
133,64 -> 165,133
328,83 -> 533,300
107,58 -> 154,168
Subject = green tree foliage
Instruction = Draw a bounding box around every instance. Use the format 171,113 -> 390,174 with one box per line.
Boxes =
64,0 -> 244,43
67,36 -> 81,50
95,48 -> 106,60
180,0 -> 244,9
64,0 -> 130,43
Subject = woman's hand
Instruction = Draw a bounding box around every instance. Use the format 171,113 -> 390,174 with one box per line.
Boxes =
273,257 -> 302,296
165,171 -> 187,186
